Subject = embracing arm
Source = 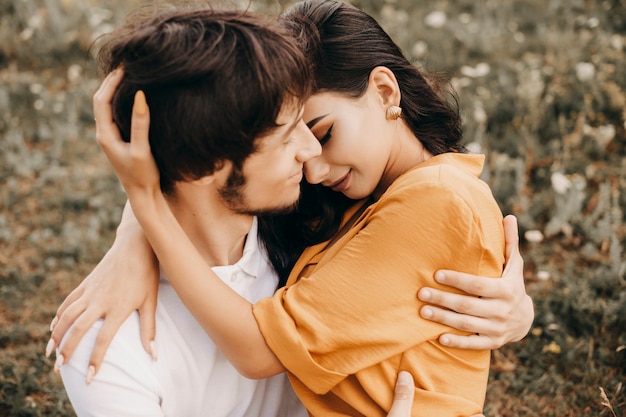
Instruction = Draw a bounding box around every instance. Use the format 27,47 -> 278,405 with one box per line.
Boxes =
135,191 -> 282,378
94,75 -> 283,379
119,172 -> 282,378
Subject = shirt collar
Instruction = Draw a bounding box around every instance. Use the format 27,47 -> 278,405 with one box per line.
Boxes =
232,216 -> 264,279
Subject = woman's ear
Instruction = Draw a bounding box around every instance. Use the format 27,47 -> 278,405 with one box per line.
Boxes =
367,66 -> 401,108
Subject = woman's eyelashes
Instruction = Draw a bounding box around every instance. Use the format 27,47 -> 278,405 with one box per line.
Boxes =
318,124 -> 334,147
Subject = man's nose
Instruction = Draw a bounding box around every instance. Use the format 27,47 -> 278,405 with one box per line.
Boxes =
294,120 -> 321,163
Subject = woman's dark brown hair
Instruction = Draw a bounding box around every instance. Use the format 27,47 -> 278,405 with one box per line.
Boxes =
281,0 -> 464,155
266,0 -> 466,284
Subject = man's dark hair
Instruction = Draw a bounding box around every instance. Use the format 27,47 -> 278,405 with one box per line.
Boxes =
96,5 -> 313,283
97,5 -> 311,194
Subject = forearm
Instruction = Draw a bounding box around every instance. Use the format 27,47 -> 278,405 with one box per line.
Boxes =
118,200 -> 146,235
113,200 -> 156,264
127,190 -> 284,378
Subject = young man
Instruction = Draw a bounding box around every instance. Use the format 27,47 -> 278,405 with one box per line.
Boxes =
55,7 -> 419,417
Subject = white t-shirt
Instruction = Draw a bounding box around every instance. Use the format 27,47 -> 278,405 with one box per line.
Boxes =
61,218 -> 307,417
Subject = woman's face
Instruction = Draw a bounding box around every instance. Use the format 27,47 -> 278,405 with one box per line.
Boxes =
302,91 -> 393,200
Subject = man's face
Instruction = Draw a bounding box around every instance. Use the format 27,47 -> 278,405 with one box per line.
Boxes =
218,103 -> 321,215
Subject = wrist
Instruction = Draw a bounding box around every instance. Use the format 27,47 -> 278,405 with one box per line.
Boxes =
114,201 -> 153,255
125,187 -> 165,230
117,201 -> 144,236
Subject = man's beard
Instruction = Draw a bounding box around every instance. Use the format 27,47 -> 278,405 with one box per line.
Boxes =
218,164 -> 300,217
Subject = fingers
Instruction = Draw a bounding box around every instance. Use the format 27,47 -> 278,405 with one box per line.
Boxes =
47,298 -> 88,358
94,69 -> 125,150
502,215 -> 524,278
94,83 -> 159,193
419,301 -> 503,332
52,284 -> 85,330
431,269 -> 506,299
52,305 -> 106,368
419,287 -> 491,317
511,294 -> 534,342
138,252 -> 158,360
128,90 -> 152,162
502,214 -> 519,262
419,287 -> 533,348
86,316 -> 127,384
438,332 -> 501,351
387,371 -> 414,417
139,296 -> 158,361
94,69 -> 130,170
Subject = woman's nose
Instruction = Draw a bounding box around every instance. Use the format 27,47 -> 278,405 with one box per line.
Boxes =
303,155 -> 329,185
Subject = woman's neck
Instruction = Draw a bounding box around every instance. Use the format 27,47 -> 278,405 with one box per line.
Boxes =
373,125 -> 432,200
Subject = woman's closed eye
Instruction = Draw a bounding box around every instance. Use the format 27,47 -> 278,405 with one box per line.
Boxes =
319,124 -> 334,147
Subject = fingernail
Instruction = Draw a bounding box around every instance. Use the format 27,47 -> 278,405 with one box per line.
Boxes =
397,371 -> 412,386
149,340 -> 158,361
394,371 -> 413,399
434,271 -> 446,283
45,338 -> 55,358
419,289 -> 432,301
134,90 -> 148,115
50,316 -> 58,332
86,365 -> 95,385
54,353 -> 64,374
421,307 -> 433,319
440,336 -> 450,346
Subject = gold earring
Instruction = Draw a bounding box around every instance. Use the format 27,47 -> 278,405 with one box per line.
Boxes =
385,105 -> 402,120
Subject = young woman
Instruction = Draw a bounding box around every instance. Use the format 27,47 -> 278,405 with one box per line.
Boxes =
51,1 -> 533,416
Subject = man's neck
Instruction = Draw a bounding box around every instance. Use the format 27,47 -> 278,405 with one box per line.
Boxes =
166,184 -> 253,267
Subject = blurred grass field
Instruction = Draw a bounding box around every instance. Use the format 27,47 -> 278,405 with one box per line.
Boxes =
0,0 -> 624,416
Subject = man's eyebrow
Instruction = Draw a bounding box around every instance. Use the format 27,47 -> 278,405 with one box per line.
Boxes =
306,114 -> 329,129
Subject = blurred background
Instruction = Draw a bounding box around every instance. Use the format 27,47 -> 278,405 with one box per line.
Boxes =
0,0 -> 624,415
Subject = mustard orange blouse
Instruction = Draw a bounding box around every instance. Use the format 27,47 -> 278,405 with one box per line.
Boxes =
253,153 -> 505,416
